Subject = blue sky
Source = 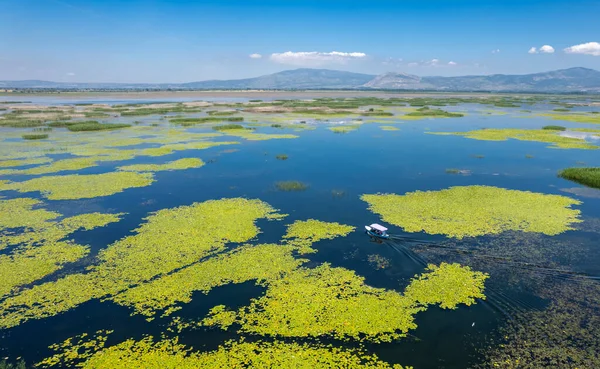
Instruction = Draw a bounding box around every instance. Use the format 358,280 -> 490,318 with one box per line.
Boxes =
1,0 -> 599,82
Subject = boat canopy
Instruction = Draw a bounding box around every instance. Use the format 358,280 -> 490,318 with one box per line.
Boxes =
369,224 -> 388,232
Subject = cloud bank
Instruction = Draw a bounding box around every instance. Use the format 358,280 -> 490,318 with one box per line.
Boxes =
529,45 -> 554,54
269,51 -> 367,66
564,42 -> 600,56
249,53 -> 262,59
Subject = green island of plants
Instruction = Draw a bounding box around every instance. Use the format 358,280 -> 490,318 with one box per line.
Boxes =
0,198 -> 285,328
429,128 -> 598,149
538,112 -> 600,124
558,167 -> 600,189
203,262 -> 487,342
118,158 -> 205,172
54,336 -> 410,369
379,126 -> 399,131
22,133 -> 49,140
329,125 -> 360,133
0,171 -> 155,200
361,185 -> 582,239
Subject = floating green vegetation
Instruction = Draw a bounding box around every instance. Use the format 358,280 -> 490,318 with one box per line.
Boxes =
367,254 -> 390,269
538,112 -> 600,124
445,168 -> 460,174
212,124 -> 244,131
113,243 -> 306,318
275,154 -> 289,161
275,181 -> 309,191
283,219 -> 355,246
38,330 -> 113,368
72,337 -> 410,369
525,154 -> 535,158
552,108 -> 571,112
472,154 -> 485,159
429,128 -> 598,149
361,186 -> 582,239
2,156 -> 127,176
0,209 -> 122,296
22,133 -> 48,140
67,122 -> 131,132
403,263 -> 487,308
558,167 -> 600,189
0,157 -> 52,168
0,198 -> 283,328
0,198 -> 59,231
118,158 -> 205,173
204,262 -> 487,342
542,125 -> 566,131
0,171 -> 154,200
329,125 -> 360,133
379,126 -> 399,131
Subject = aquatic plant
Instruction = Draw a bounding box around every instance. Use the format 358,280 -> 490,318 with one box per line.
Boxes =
67,122 -> 131,132
212,124 -> 244,131
445,168 -> 460,174
0,171 -> 155,200
76,337 -> 410,369
430,128 -> 598,150
38,330 -> 113,368
0,198 -> 283,328
367,254 -> 390,269
558,167 -> 600,189
275,181 -> 309,191
403,263 -> 488,308
542,125 -> 566,131
0,198 -> 60,231
0,157 -> 52,168
22,133 -> 48,140
379,126 -> 399,131
538,112 -> 600,124
361,186 -> 582,238
204,262 -> 487,342
275,154 -> 288,160
118,158 -> 205,172
170,117 -> 243,125
283,219 -> 355,245
112,243 -> 306,317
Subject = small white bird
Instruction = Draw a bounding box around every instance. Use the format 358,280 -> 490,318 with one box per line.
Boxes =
472,322 -> 475,327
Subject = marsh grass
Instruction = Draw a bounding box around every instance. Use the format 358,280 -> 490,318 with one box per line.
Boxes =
170,117 -> 243,126
558,167 -> 600,189
553,108 -> 571,112
0,119 -> 45,128
207,110 -> 237,116
22,134 -> 49,140
67,122 -> 131,132
275,154 -> 288,160
542,125 -> 566,131
212,124 -> 245,131
275,181 -> 309,191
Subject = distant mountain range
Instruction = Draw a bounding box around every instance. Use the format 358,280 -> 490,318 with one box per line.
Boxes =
2,67 -> 600,92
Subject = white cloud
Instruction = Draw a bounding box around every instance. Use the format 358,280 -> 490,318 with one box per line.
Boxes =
269,51 -> 367,66
249,53 -> 262,59
492,49 -> 500,54
429,58 -> 439,65
66,72 -> 75,76
539,45 -> 555,53
448,61 -> 457,66
528,47 -> 538,54
564,42 -> 600,56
